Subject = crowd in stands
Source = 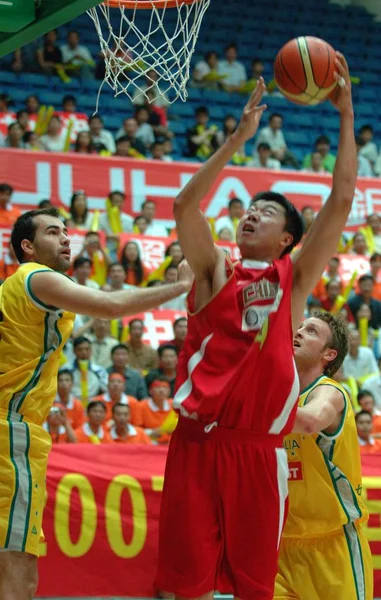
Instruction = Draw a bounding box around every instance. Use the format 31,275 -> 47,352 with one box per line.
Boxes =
2,31 -> 381,174
1,179 -> 381,452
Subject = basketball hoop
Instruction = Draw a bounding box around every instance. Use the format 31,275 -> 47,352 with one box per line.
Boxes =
87,0 -> 210,105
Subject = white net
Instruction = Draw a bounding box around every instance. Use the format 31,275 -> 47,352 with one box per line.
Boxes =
87,0 -> 211,105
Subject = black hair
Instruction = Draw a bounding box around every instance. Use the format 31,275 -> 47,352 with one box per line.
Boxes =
195,106 -> 209,116
359,125 -> 373,134
109,190 -> 125,201
134,214 -> 148,225
120,241 -> 144,285
142,199 -> 156,208
112,402 -> 130,415
224,43 -> 238,52
73,256 -> 92,270
58,369 -> 74,381
329,256 -> 340,264
38,199 -> 52,209
250,191 -> 304,256
70,191 -> 88,223
129,318 -> 144,329
88,114 -> 103,125
74,131 -> 96,154
205,51 -> 217,60
358,274 -> 374,285
116,135 -> 131,145
228,197 -> 243,209
355,410 -> 372,423
355,135 -> 365,148
269,113 -> 282,122
165,241 -> 182,258
111,343 -> 129,355
158,343 -> 178,358
23,131 -> 36,144
370,253 -> 381,263
165,264 -> 178,274
10,207 -> 60,263
146,279 -> 162,287
73,336 -> 91,348
16,109 -> 28,119
0,183 -> 13,195
252,57 -> 263,65
63,94 -> 76,106
315,135 -> 330,146
87,400 -> 106,415
257,143 -> 271,152
174,317 -> 187,327
358,390 -> 374,403
108,261 -> 125,273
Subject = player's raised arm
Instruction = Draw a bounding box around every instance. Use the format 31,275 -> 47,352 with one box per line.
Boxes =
292,53 -> 356,298
292,385 -> 345,435
30,261 -> 192,318
174,79 -> 267,280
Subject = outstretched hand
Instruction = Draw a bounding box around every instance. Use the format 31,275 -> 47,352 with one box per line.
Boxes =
177,259 -> 194,292
235,77 -> 268,143
329,52 -> 353,115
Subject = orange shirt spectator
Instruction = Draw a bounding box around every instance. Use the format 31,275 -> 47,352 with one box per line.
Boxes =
312,257 -> 342,301
43,405 -> 77,443
55,369 -> 86,429
93,372 -> 142,425
75,400 -> 112,443
110,403 -> 151,444
120,240 -> 151,286
357,391 -> 381,435
140,378 -> 173,443
356,410 -> 381,454
0,183 -> 20,226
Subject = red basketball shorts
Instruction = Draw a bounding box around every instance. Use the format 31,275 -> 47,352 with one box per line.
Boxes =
155,418 -> 289,600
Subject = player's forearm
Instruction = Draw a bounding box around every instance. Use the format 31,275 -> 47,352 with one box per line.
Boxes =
175,132 -> 245,215
107,282 -> 189,318
331,111 -> 356,204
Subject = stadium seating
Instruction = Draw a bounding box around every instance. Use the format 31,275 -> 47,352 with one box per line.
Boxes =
0,0 -> 380,161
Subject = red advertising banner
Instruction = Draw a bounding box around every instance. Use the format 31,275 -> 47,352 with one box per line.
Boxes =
0,148 -> 380,230
36,447 -> 381,597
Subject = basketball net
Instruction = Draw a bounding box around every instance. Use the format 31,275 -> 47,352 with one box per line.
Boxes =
87,0 -> 210,105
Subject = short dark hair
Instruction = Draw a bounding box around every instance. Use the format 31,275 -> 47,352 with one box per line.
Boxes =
257,142 -> 271,152
316,135 -> 330,146
329,256 -> 340,265
112,402 -> 129,415
269,113 -> 282,122
73,256 -> 92,270
225,43 -> 237,52
359,125 -> 373,134
158,343 -> 178,358
16,109 -> 28,119
109,190 -> 125,201
165,264 -> 178,274
228,197 -> 243,209
10,207 -> 59,263
174,317 -> 187,327
38,199 -> 52,209
357,390 -> 374,404
63,94 -> 76,105
142,199 -> 156,208
89,114 -> 103,125
355,410 -> 372,423
58,368 -> 73,381
108,261 -> 125,273
0,183 -> 13,195
358,274 -> 374,285
311,310 -> 349,377
134,215 -> 148,225
250,191 -> 304,256
116,135 -> 131,145
111,343 -> 129,355
129,318 -> 144,329
87,400 -> 106,415
195,106 -> 209,116
370,253 -> 381,263
73,336 -> 91,348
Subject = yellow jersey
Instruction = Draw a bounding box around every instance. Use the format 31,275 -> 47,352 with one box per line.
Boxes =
283,375 -> 368,538
0,263 -> 75,425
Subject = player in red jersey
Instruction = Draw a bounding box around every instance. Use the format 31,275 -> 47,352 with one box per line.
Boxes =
156,54 -> 356,599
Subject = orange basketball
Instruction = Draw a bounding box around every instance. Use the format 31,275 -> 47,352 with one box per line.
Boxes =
274,36 -> 337,106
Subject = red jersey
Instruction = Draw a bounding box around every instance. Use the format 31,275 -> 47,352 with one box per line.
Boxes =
173,256 -> 299,436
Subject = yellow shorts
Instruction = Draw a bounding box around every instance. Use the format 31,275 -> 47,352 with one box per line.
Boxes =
0,416 -> 51,556
274,524 -> 374,600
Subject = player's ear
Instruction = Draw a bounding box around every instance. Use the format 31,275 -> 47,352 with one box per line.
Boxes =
323,347 -> 338,364
21,238 -> 34,258
280,231 -> 293,251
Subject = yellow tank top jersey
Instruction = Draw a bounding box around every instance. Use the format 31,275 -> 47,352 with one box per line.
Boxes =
0,263 -> 75,425
283,375 -> 368,538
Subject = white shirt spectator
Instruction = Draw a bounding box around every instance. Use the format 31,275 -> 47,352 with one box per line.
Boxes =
359,141 -> 378,166
256,126 -> 286,152
145,222 -> 168,237
72,277 -> 100,290
136,123 -> 155,148
92,130 -> 116,154
99,211 -> 134,235
357,155 -> 373,177
250,156 -> 281,170
342,346 -> 379,381
217,60 -> 247,87
39,132 -> 66,152
161,293 -> 187,311
360,374 -> 381,409
194,59 -> 212,80
132,84 -> 169,108
61,43 -> 93,65
70,361 -> 108,399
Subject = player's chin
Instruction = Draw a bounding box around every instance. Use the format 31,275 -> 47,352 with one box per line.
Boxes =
57,256 -> 71,272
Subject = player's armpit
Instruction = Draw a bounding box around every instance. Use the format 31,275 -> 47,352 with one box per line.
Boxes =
292,385 -> 345,435
29,270 -> 190,318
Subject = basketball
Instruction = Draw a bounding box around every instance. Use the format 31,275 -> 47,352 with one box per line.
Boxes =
274,36 -> 337,106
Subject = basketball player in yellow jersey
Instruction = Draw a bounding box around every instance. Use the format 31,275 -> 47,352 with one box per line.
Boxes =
274,310 -> 373,600
0,208 -> 191,600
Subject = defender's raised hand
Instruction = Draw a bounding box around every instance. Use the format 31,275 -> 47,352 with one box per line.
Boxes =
235,77 -> 268,142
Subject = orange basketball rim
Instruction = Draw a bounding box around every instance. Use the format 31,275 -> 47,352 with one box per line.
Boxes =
105,0 -> 200,9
